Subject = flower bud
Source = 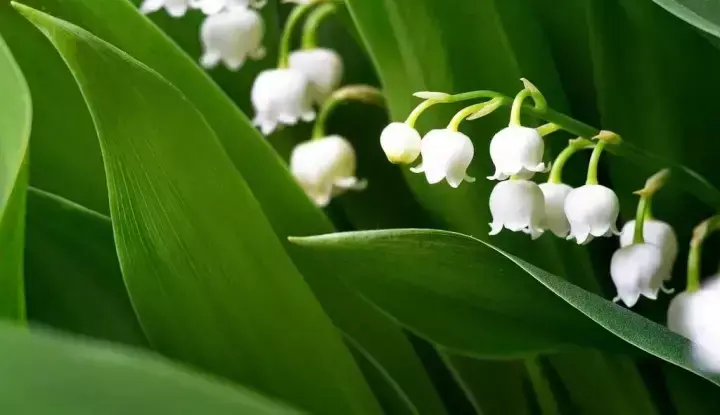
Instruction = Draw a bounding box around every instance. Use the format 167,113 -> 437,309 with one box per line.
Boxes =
667,277 -> 720,373
140,0 -> 192,17
620,219 -> 677,283
564,184 -> 620,244
290,136 -> 366,207
251,69 -> 315,135
410,129 -> 475,188
489,180 -> 546,240
289,48 -> 344,105
191,0 -> 250,15
610,243 -> 664,307
488,126 -> 548,181
200,7 -> 265,70
539,183 -> 573,238
379,122 -> 422,164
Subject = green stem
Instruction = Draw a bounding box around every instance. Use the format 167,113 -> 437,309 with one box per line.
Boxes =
312,85 -> 385,138
278,2 -> 318,68
447,98 -> 503,131
548,139 -> 593,184
633,197 -> 649,244
524,358 -> 559,415
301,3 -> 337,49
686,215 -> 720,292
537,123 -> 562,137
586,140 -> 607,185
405,99 -> 439,127
510,89 -> 531,126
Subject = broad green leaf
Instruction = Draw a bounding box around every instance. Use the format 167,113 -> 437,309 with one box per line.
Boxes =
290,229 -> 720,387
649,0 -> 720,41
0,323 -> 301,414
0,31 -> 30,321
17,5 -> 380,413
24,188 -> 146,347
0,2 -> 106,213
11,3 -> 445,413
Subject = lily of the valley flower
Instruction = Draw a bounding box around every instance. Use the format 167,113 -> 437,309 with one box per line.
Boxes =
488,126 -> 548,180
620,219 -> 678,284
610,243 -> 665,307
564,184 -> 620,244
200,7 -> 265,70
251,69 -> 315,135
379,122 -> 422,164
140,0 -> 192,17
539,183 -> 573,238
410,129 -> 476,188
668,277 -> 720,372
289,48 -> 344,105
489,180 -> 546,239
290,136 -> 366,207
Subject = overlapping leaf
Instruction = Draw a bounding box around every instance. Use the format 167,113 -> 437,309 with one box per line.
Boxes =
17,5 -> 381,413
0,31 -> 30,321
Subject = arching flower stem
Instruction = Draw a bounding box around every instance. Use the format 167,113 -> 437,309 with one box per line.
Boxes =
312,85 -> 385,139
632,169 -> 670,244
278,2 -> 320,68
547,138 -> 594,184
301,2 -> 338,49
687,215 -> 720,292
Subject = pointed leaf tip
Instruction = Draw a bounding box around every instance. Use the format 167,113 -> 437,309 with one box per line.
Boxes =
413,91 -> 450,100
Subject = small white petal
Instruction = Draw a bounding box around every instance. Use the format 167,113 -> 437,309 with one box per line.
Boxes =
140,0 -> 171,14
610,244 -> 664,307
620,219 -> 678,282
564,184 -> 619,244
289,48 -> 344,105
488,126 -> 546,181
539,183 -> 573,238
488,180 -> 546,238
290,136 -> 365,206
251,69 -> 314,135
380,122 -> 422,164
417,129 -> 475,187
200,8 -> 265,71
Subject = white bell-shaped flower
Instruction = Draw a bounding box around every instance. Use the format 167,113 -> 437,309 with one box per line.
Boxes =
290,135 -> 366,207
199,7 -> 265,71
191,0 -> 252,14
380,122 -> 422,164
620,219 -> 677,284
410,129 -> 475,188
289,48 -> 343,105
667,277 -> 720,372
539,183 -> 573,238
610,243 -> 665,307
140,0 -> 192,17
488,126 -> 549,180
564,184 -> 620,244
489,180 -> 546,240
251,69 -> 315,135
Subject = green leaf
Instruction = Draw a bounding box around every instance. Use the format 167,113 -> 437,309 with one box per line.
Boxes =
16,5 -> 380,413
0,30 -> 30,321
24,188 -> 147,346
9,3 -> 444,412
649,0 -> 720,41
290,229 -> 720,387
0,323 -> 302,414
0,2 -> 107,213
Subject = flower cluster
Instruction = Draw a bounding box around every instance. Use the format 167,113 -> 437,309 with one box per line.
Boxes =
378,81 -> 720,372
141,0 -> 360,207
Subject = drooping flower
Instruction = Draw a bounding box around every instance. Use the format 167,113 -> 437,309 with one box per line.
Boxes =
667,277 -> 720,373
489,180 -> 546,239
620,219 -> 678,284
539,183 -> 573,238
564,184 -> 620,244
379,122 -> 422,164
199,7 -> 265,70
410,129 -> 475,188
290,135 -> 366,207
488,126 -> 549,180
610,243 -> 665,307
140,0 -> 192,17
251,69 -> 315,135
289,48 -> 343,105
